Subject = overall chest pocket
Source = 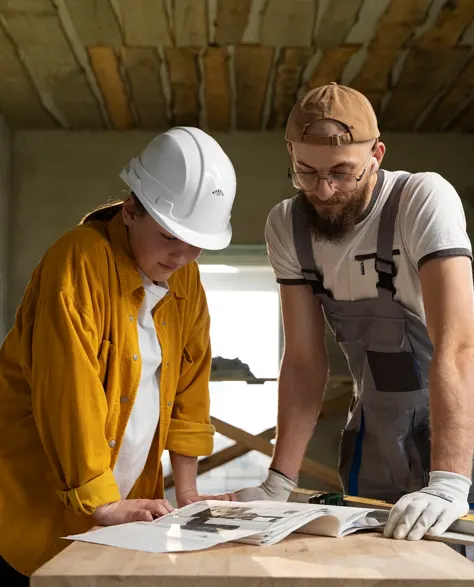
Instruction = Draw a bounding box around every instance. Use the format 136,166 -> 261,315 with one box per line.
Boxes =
364,316 -> 422,392
331,312 -> 422,393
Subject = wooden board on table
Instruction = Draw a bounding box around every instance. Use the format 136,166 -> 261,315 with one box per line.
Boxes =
31,532 -> 474,586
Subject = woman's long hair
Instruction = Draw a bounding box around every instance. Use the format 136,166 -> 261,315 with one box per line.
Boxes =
80,193 -> 146,224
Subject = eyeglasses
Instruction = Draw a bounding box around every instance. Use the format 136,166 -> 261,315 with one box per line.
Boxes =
288,150 -> 373,194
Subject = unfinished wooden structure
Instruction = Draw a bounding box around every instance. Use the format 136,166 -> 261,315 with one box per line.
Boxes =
0,0 -> 473,133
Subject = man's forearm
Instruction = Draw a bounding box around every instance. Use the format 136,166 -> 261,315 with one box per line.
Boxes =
169,452 -> 198,494
271,360 -> 328,480
430,347 -> 474,478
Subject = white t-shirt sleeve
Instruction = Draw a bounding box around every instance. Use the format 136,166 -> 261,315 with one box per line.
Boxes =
399,172 -> 472,269
265,201 -> 305,283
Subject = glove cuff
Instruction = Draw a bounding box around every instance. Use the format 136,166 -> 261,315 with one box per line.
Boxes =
422,470 -> 472,503
265,468 -> 297,500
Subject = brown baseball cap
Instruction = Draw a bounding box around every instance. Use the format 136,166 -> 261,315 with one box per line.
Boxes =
285,82 -> 380,147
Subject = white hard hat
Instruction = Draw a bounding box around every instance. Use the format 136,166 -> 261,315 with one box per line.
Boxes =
119,127 -> 237,250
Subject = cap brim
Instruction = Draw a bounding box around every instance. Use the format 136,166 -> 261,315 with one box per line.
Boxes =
144,202 -> 232,251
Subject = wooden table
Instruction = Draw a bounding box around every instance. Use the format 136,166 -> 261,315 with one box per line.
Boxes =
31,532 -> 474,586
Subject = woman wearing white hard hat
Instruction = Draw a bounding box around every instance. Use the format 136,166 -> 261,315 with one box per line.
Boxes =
0,127 -> 237,583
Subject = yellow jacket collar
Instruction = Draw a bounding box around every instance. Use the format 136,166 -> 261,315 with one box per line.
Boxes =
108,212 -> 187,299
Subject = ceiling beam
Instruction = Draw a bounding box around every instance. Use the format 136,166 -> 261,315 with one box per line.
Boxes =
0,17 -> 56,128
121,46 -> 169,129
268,48 -> 313,129
202,47 -> 231,131
350,0 -> 431,116
419,55 -> 474,131
382,0 -> 474,130
308,45 -> 360,90
166,48 -> 200,126
316,0 -> 364,49
62,0 -> 122,45
173,0 -> 208,46
261,0 -> 316,47
214,0 -> 252,45
88,46 -> 134,130
115,0 -> 172,46
234,45 -> 274,130
1,1 -> 104,128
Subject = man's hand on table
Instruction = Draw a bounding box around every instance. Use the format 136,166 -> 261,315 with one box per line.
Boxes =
93,498 -> 175,524
175,488 -> 236,508
384,471 -> 471,540
232,469 -> 297,502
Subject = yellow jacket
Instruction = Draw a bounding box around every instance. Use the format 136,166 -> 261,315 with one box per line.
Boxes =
0,212 -> 214,576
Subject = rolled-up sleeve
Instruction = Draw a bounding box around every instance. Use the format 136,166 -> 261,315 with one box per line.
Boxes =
165,285 -> 215,457
31,290 -> 121,515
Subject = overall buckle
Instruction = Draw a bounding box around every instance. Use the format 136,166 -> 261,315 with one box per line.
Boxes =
375,256 -> 397,294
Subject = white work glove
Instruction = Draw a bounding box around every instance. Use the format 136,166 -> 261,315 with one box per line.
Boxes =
384,471 -> 471,541
234,469 -> 297,502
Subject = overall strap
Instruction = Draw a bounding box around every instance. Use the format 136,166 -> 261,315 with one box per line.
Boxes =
291,193 -> 332,298
375,172 -> 411,300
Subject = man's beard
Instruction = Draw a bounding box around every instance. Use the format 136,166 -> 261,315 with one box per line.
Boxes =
299,180 -> 372,243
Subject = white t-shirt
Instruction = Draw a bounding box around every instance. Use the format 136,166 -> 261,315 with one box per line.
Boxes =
113,274 -> 168,499
265,170 -> 472,323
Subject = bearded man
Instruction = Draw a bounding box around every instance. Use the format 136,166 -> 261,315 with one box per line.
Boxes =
233,83 -> 474,543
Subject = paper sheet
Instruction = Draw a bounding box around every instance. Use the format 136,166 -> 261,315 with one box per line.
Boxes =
64,501 -> 289,553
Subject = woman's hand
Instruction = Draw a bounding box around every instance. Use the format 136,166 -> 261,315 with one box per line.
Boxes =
175,488 -> 236,508
92,498 -> 175,525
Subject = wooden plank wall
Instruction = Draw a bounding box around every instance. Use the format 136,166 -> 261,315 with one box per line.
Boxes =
0,0 -> 472,132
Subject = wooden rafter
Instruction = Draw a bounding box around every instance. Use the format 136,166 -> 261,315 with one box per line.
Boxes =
351,0 -> 431,116
234,45 -> 274,130
173,0 -> 208,47
420,56 -> 474,131
268,48 -> 313,129
261,0 -> 316,47
166,48 -> 200,127
2,2 -> 105,129
214,0 -> 252,45
116,0 -> 172,46
316,0 -> 365,50
308,46 -> 360,90
121,46 -> 169,129
380,0 -> 474,130
203,47 -> 231,131
88,46 -> 134,130
0,18 -> 56,128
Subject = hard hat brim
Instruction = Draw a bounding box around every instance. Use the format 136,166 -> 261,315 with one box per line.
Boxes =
149,207 -> 232,251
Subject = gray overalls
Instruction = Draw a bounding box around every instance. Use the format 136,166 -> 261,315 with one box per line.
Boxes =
292,171 -> 474,503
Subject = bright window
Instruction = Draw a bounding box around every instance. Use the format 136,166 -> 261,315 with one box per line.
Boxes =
162,262 -> 281,496
199,264 -> 280,379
